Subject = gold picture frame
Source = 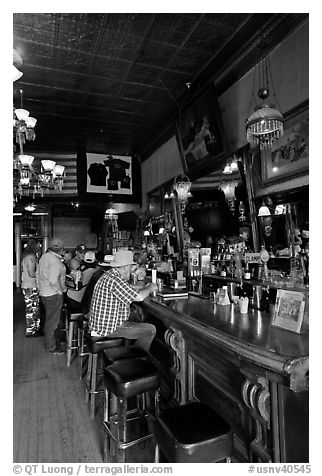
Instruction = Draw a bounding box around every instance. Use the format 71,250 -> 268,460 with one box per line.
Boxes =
261,100 -> 309,185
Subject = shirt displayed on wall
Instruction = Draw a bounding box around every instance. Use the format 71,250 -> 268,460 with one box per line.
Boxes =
87,163 -> 108,186
107,178 -> 118,191
104,157 -> 130,182
120,174 -> 131,189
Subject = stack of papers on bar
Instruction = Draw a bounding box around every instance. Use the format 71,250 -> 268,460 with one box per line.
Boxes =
157,290 -> 188,299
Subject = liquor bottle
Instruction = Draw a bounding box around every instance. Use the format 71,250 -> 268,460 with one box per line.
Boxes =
220,262 -> 227,278
244,257 -> 251,280
235,250 -> 243,280
229,253 -> 235,278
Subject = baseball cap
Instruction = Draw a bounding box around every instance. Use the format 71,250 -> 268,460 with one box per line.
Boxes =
84,251 -> 96,263
98,254 -> 114,267
76,244 -> 87,253
49,238 -> 64,250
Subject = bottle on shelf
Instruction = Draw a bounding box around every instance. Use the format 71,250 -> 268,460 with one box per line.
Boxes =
235,250 -> 243,280
220,262 -> 227,278
244,257 -> 251,280
229,252 -> 235,278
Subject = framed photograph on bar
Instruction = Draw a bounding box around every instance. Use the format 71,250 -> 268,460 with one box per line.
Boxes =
174,86 -> 227,181
272,289 -> 307,334
261,100 -> 309,185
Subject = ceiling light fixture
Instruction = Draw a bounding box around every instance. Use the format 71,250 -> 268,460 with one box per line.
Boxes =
13,49 -> 23,82
246,54 -> 284,150
13,89 -> 65,200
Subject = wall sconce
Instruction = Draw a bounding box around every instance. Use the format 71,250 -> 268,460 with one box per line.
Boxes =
223,155 -> 239,175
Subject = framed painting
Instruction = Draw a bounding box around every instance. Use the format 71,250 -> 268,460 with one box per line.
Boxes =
174,86 -> 227,181
261,101 -> 309,185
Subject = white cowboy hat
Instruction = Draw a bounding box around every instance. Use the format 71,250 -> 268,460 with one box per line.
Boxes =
110,250 -> 136,268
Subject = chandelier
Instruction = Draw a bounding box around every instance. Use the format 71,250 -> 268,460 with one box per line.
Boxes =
164,174 -> 192,211
219,180 -> 238,211
173,175 -> 192,202
13,89 -> 65,200
13,49 -> 23,82
246,55 -> 284,150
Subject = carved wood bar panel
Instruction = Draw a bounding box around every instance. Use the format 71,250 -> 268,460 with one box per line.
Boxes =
135,295 -> 309,462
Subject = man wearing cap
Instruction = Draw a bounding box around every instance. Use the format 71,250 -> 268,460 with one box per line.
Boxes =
67,251 -> 97,312
37,238 -> 67,353
70,244 -> 87,271
89,250 -> 157,352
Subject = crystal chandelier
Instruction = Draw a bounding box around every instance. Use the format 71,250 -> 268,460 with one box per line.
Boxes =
219,180 -> 238,211
246,55 -> 284,150
13,89 -> 65,200
173,175 -> 192,201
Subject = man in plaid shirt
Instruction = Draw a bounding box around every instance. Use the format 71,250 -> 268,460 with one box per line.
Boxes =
89,250 -> 157,351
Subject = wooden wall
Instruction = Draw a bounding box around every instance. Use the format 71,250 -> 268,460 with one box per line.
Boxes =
140,19 -> 309,209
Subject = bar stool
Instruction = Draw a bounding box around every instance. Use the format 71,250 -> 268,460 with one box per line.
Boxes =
78,315 -> 90,379
66,312 -> 83,367
84,333 -> 125,419
153,399 -> 233,463
103,358 -> 160,463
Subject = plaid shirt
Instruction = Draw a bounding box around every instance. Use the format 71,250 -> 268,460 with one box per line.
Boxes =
89,268 -> 138,336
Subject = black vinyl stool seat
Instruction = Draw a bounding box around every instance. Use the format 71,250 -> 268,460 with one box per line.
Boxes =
66,312 -> 83,367
153,401 -> 233,463
103,358 -> 160,463
84,333 -> 125,419
103,346 -> 148,366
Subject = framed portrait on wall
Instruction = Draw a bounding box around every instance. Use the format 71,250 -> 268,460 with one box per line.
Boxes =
86,152 -> 132,195
174,86 -> 227,181
261,101 -> 309,185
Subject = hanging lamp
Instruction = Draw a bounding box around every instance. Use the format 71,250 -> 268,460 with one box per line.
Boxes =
246,55 -> 284,150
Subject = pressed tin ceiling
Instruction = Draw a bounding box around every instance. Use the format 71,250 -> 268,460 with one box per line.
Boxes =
13,12 -> 307,160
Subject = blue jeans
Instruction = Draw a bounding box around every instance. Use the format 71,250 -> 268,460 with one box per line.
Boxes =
106,321 -> 156,352
41,294 -> 63,350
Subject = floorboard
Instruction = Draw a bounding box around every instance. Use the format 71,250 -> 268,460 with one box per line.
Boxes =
13,288 -> 154,463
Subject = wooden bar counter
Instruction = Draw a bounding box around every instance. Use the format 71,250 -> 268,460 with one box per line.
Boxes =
132,293 -> 309,463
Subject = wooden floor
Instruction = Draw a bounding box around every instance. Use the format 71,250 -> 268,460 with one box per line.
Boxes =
13,288 -> 154,463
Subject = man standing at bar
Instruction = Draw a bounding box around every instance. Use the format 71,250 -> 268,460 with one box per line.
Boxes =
70,244 -> 87,271
37,238 -> 67,354
89,250 -> 157,352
